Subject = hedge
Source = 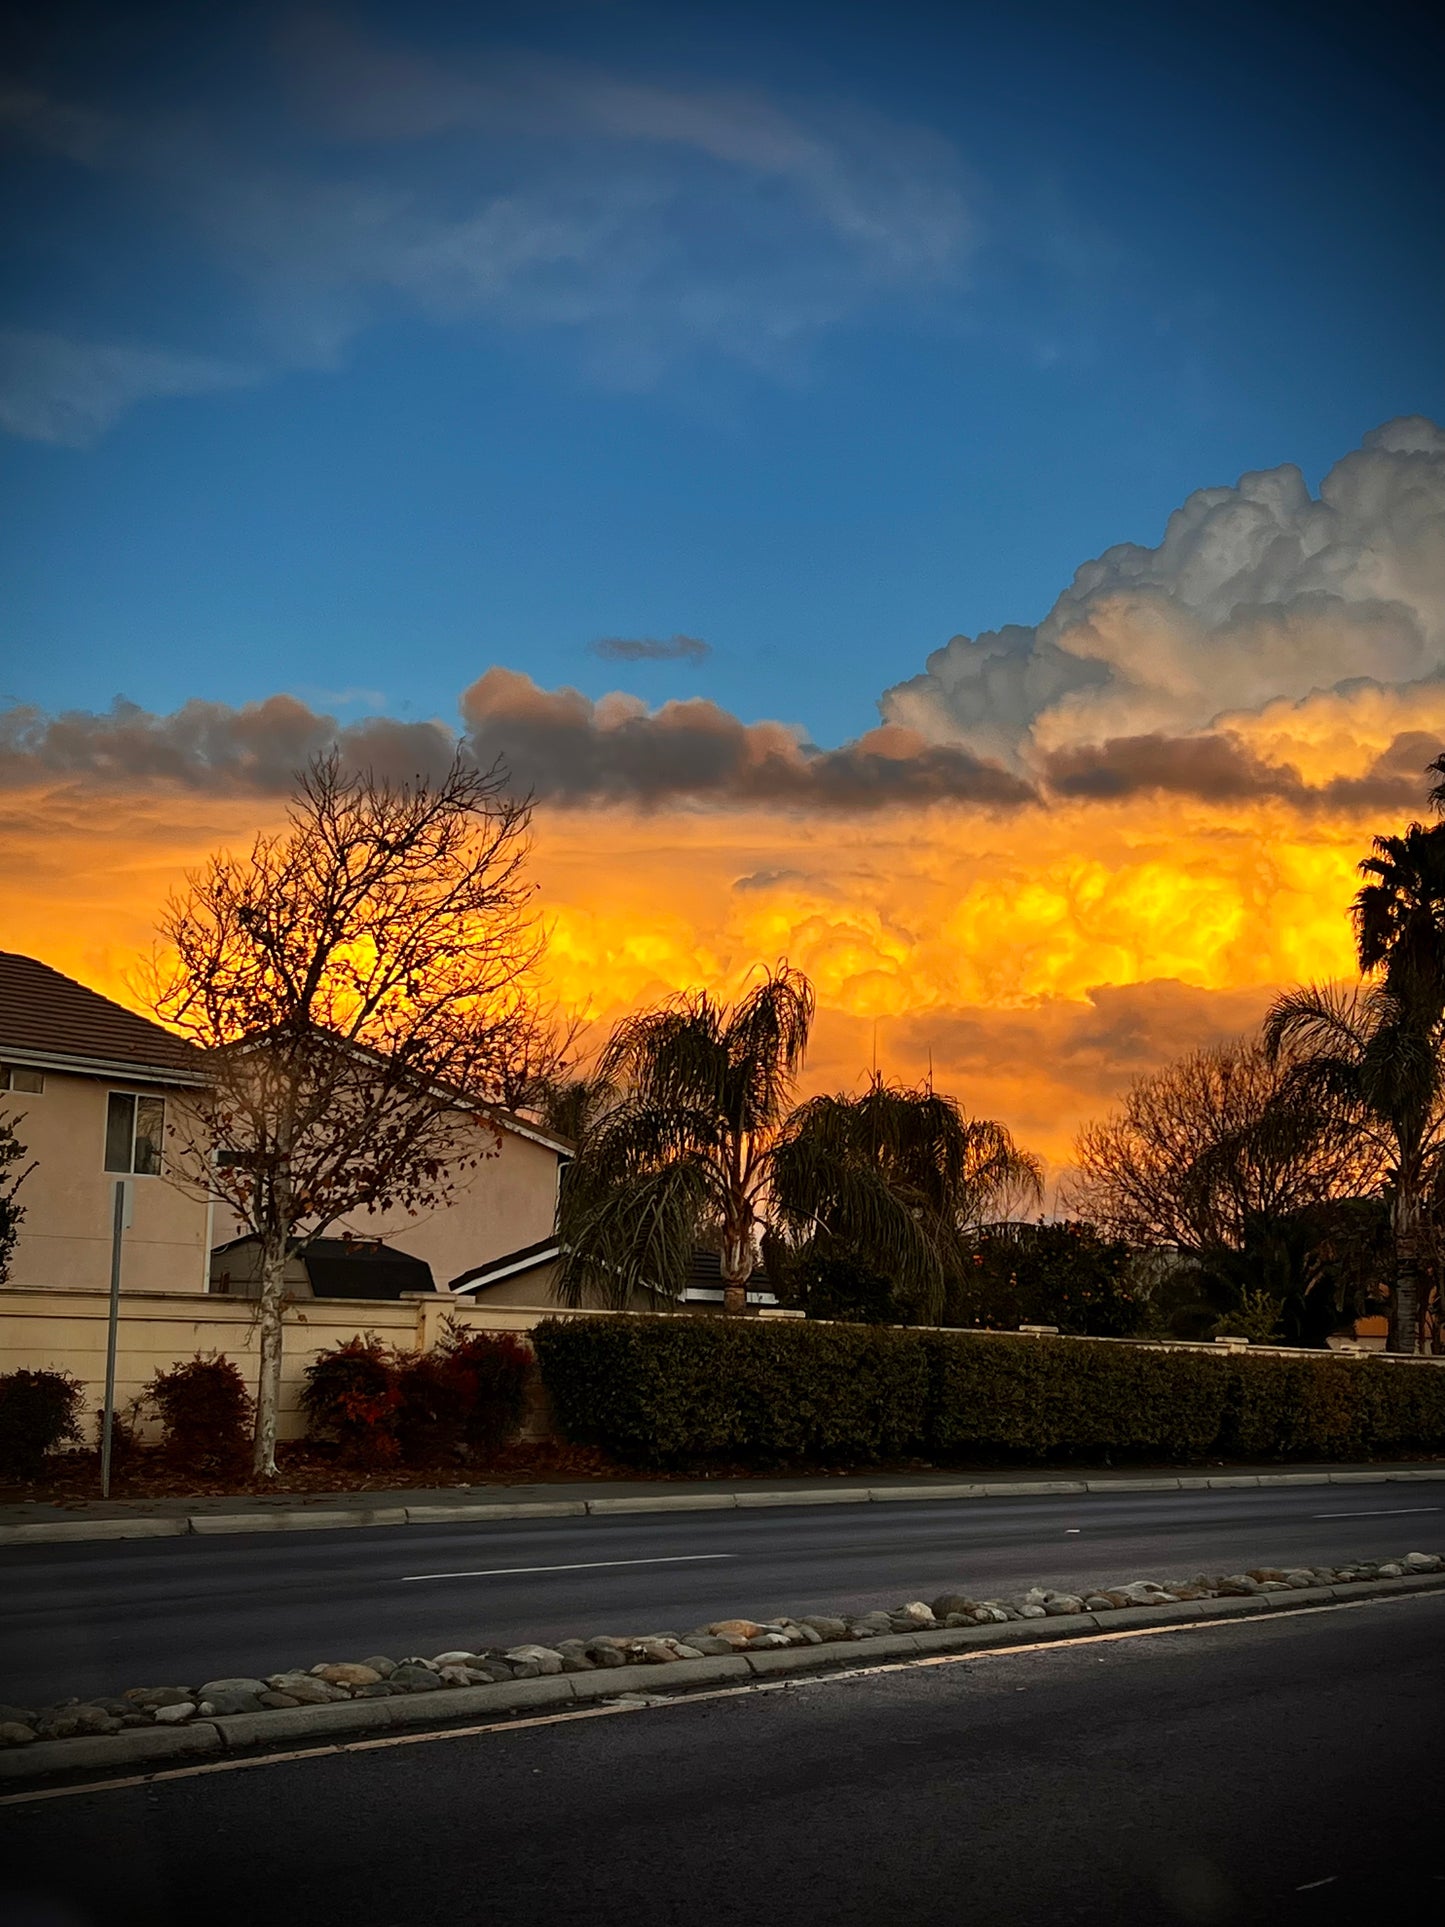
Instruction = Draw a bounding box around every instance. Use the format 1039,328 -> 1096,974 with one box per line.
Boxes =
530,1316 -> 1445,1469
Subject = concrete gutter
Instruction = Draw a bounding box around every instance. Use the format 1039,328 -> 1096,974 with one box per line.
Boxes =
4,1569 -> 1443,1791
5,1465 -> 1445,1546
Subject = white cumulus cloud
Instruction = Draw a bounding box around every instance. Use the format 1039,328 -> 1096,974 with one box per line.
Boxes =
882,416 -> 1445,764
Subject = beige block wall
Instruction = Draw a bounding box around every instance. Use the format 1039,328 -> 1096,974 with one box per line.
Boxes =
0,1286 -> 611,1444
2,1073 -> 211,1295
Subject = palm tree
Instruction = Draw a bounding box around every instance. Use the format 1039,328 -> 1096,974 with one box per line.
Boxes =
1353,821 -> 1445,1011
770,1076 -> 1043,1323
1264,982 -> 1444,1352
556,964 -> 815,1314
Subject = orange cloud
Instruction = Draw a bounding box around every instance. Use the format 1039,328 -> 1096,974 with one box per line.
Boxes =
2,747 -> 1416,1169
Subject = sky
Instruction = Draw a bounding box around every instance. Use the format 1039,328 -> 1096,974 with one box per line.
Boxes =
2,0 -> 1443,1168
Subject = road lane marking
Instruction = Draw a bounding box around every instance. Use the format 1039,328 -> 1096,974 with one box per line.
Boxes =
399,1553 -> 736,1582
1310,1507 -> 1441,1518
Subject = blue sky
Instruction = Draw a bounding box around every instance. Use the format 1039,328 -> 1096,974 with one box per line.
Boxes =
2,0 -> 1441,749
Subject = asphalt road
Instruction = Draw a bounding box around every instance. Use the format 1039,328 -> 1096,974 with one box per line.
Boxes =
4,1485 -> 1443,1705
3,1593 -> 1442,1926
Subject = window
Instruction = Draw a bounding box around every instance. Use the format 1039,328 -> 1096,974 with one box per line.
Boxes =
1,1066 -> 45,1093
105,1092 -> 165,1175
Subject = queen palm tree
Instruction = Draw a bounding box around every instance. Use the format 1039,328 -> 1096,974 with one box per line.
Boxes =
769,1076 -> 1043,1322
556,964 -> 815,1314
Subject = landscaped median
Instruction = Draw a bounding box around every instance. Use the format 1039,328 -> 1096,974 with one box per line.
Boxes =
3,1552 -> 1443,1787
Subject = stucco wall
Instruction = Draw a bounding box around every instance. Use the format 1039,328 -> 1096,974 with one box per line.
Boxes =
212,1111 -> 563,1292
0,1286 -> 606,1443
2,1072 -> 211,1294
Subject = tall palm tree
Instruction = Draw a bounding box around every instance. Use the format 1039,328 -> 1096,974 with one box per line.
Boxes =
1353,821 -> 1445,1011
770,1076 -> 1043,1323
1264,982 -> 1444,1352
556,964 -> 815,1314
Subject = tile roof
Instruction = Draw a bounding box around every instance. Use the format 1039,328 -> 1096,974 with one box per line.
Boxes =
0,950 -> 201,1078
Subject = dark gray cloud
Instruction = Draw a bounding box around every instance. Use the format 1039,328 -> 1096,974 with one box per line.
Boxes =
458,669 -> 1033,810
2,676 -> 1437,817
589,633 -> 711,664
0,695 -> 457,794
1041,725 -> 1439,812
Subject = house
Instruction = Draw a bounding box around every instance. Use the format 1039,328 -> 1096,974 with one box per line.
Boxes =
210,1097 -> 574,1295
1,949 -> 574,1301
451,1240 -> 781,1311
0,951 -> 212,1292
209,1234 -> 438,1300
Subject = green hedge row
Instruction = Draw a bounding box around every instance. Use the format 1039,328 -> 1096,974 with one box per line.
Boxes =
530,1316 -> 1445,1468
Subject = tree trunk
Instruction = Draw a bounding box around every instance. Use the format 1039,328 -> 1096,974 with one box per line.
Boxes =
720,1224 -> 753,1318
1389,1188 -> 1423,1356
253,1229 -> 289,1476
1389,1235 -> 1423,1355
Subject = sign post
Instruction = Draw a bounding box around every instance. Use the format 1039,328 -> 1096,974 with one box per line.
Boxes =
100,1178 -> 132,1499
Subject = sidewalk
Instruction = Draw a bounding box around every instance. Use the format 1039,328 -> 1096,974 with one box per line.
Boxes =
5,1460 -> 1444,1545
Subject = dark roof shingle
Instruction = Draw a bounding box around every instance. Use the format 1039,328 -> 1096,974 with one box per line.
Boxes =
0,951 -> 200,1077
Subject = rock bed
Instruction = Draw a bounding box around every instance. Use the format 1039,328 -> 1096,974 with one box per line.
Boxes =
2,1550 -> 1439,1750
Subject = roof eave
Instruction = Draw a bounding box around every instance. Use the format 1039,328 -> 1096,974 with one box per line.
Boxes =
0,1043 -> 208,1088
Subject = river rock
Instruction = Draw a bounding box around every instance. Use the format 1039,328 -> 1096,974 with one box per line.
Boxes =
505,1645 -> 564,1675
0,1722 -> 36,1746
894,1602 -> 937,1627
154,1701 -> 196,1724
312,1663 -> 382,1687
259,1692 -> 300,1709
1404,1552 -> 1442,1572
390,1663 -> 443,1691
361,1656 -> 397,1677
931,1595 -> 976,1619
198,1678 -> 268,1715
266,1672 -> 349,1704
708,1619 -> 764,1641
1376,1562 -> 1404,1577
0,1704 -> 38,1727
800,1617 -> 849,1641
123,1687 -> 194,1710
1042,1594 -> 1084,1615
584,1641 -> 627,1668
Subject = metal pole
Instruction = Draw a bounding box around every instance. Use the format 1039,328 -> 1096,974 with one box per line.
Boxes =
100,1179 -> 126,1499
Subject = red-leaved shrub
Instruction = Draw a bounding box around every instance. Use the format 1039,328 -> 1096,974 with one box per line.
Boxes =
144,1353 -> 253,1472
300,1336 -> 403,1463
440,1326 -> 532,1452
0,1368 -> 83,1479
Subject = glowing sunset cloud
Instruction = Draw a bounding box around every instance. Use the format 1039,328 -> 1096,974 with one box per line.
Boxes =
3,421 -> 1441,1170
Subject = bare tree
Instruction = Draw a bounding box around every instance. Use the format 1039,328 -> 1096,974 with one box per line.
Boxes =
151,751 -> 542,1475
1071,1035 -> 1377,1259
0,1111 -> 34,1284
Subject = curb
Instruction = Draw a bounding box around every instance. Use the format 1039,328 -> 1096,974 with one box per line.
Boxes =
4,1570 -> 1444,1790
4,1465 -> 1445,1546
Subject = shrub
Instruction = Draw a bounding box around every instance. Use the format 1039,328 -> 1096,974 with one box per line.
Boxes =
301,1336 -> 402,1464
946,1222 -> 1150,1338
0,1368 -> 83,1478
143,1353 -> 254,1472
304,1327 -> 534,1467
532,1315 -> 1445,1470
534,1316 -> 930,1467
393,1350 -> 471,1465
438,1325 -> 532,1453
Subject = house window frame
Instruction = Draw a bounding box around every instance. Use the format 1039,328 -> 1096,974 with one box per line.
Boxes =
104,1090 -> 166,1176
1,1065 -> 45,1094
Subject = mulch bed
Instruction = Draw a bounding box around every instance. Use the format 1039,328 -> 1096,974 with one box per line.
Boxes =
0,1439 -> 634,1505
